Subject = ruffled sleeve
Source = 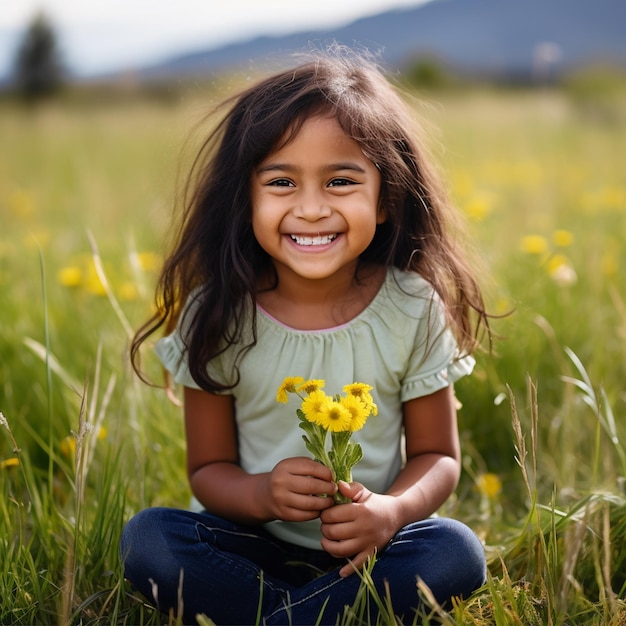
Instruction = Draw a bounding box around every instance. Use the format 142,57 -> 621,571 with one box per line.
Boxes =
154,290 -> 231,391
400,351 -> 475,402
393,270 -> 475,402
155,332 -> 201,389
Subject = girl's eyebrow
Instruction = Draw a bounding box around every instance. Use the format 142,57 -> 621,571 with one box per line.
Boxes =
255,162 -> 367,174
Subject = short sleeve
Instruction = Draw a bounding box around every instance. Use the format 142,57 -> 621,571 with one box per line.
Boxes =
400,293 -> 475,402
154,291 -> 230,391
155,332 -> 201,389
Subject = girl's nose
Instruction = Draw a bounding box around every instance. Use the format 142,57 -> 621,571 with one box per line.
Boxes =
292,189 -> 332,221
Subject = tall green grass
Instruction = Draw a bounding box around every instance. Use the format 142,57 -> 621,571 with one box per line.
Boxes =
1,83 -> 625,624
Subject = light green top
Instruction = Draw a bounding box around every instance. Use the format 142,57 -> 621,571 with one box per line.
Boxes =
156,266 -> 474,549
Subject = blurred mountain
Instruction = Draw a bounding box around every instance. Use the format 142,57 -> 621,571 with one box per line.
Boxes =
135,0 -> 626,82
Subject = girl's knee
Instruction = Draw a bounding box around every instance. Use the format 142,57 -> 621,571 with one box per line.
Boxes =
424,517 -> 486,596
120,507 -> 176,571
389,517 -> 485,600
438,518 -> 484,557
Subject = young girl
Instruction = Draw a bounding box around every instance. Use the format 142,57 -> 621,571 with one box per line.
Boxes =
121,52 -> 490,625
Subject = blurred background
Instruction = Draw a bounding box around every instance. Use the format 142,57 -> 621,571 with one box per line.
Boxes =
1,0 -> 625,96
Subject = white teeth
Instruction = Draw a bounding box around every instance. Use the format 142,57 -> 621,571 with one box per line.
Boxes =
290,234 -> 337,246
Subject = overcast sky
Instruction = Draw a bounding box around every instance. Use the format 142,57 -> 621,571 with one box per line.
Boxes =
0,0 -> 430,79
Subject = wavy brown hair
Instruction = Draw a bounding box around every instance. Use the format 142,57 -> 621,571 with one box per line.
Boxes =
131,51 -> 490,392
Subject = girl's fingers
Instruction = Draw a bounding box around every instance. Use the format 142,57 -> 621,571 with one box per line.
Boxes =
301,476 -> 337,497
339,552 -> 371,578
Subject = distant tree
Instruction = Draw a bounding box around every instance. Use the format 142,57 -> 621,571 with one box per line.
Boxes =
13,11 -> 65,100
403,56 -> 455,90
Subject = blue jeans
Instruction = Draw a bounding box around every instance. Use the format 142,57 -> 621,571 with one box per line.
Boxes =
120,507 -> 485,625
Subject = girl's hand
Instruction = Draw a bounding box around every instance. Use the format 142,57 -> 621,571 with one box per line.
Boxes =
319,481 -> 400,577
261,457 -> 337,522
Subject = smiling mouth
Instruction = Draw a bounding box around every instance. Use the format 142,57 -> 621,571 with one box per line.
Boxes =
289,234 -> 338,246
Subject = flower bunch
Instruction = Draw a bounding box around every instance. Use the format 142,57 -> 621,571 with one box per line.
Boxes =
276,377 -> 377,504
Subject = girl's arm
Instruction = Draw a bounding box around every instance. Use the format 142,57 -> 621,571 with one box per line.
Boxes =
184,386 -> 336,525
320,384 -> 461,576
386,382 -> 461,519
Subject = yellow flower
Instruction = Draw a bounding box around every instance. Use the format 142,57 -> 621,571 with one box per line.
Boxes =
343,382 -> 372,398
463,194 -> 493,222
297,379 -> 325,395
57,266 -> 82,288
276,377 -> 304,403
451,170 -> 474,197
366,396 -> 378,416
1,457 -> 19,470
317,399 -> 352,432
60,435 -> 76,458
343,383 -> 378,416
83,264 -> 107,296
547,254 -> 577,287
600,185 -> 625,209
340,394 -> 369,432
520,234 -> 548,255
495,297 -> 513,316
135,251 -> 161,272
475,472 -> 502,499
118,281 -> 139,301
301,390 -> 331,425
552,229 -> 574,248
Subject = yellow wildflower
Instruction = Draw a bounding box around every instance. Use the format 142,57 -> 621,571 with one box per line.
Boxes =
547,254 -> 577,287
520,234 -> 548,255
276,376 -> 304,403
135,251 -> 161,272
343,383 -> 378,416
1,457 -> 19,470
476,472 -> 502,499
340,394 -> 369,432
463,194 -> 493,222
317,399 -> 352,432
297,379 -> 325,395
83,264 -> 107,296
495,298 -> 513,316
57,266 -> 82,288
278,376 -> 376,503
60,435 -> 76,458
451,170 -> 474,197
600,185 -> 625,209
118,281 -> 139,301
301,390 -> 331,425
342,382 -> 372,398
552,229 -> 574,248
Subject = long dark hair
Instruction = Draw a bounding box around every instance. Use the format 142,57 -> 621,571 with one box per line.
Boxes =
131,52 -> 490,392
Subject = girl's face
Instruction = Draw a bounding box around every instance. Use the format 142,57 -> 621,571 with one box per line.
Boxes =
251,115 -> 384,285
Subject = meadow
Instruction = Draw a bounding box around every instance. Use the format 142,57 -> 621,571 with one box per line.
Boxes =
1,75 -> 625,624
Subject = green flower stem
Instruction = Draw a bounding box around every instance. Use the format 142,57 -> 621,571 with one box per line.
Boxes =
296,402 -> 362,504
330,431 -> 355,503
332,466 -> 353,504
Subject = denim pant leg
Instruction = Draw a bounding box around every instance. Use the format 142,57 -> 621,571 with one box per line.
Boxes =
265,517 -> 486,625
120,507 -> 341,625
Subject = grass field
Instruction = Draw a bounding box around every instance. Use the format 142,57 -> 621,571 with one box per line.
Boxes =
1,77 -> 625,624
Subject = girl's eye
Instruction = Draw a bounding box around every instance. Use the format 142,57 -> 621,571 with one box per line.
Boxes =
268,178 -> 294,187
328,178 -> 356,187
